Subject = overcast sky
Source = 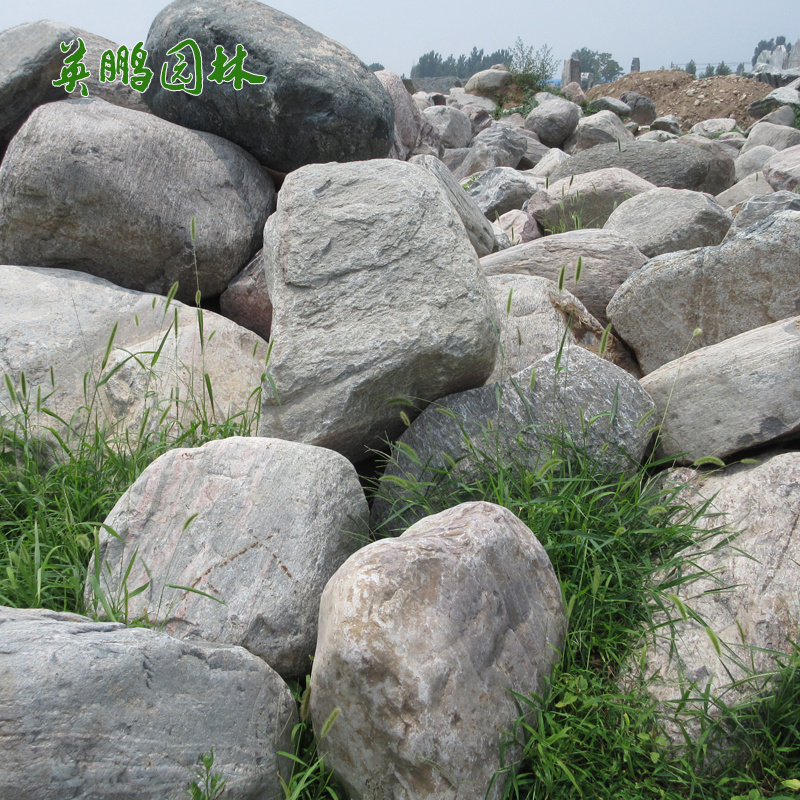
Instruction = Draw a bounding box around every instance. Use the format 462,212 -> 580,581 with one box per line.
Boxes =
1,0 -> 797,77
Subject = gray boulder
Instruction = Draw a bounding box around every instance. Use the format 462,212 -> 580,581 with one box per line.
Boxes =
258,160 -> 498,463
494,209 -> 541,244
447,89 -> 497,113
603,187 -> 733,258
651,115 -> 682,136
0,20 -> 149,154
375,70 -> 422,161
0,606 -> 297,800
724,190 -> 800,239
524,97 -> 582,148
311,501 -> 566,800
747,86 -> 800,118
0,98 -> 274,304
409,154 -> 496,257
528,148 -> 571,177
480,229 -> 648,326
565,110 -> 635,153
373,347 -> 655,532
88,437 -> 368,679
714,170 -> 775,207
607,211 -> 800,373
453,122 -> 528,180
734,144 -> 778,180
587,96 -> 631,116
464,68 -> 513,96
526,167 -> 656,232
619,91 -> 657,126
763,143 -> 800,191
550,140 -> 735,195
143,0 -> 394,172
752,104 -> 798,128
464,166 -> 544,219
640,317 -> 800,463
219,251 -> 272,341
0,265 -> 267,454
740,120 -> 800,154
422,105 -> 473,148
690,118 -> 738,137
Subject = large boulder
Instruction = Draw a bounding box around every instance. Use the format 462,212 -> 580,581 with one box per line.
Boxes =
603,187 -> 733,258
526,167 -> 656,232
453,122 -> 528,180
464,68 -> 513,96
463,166 -> 544,219
630,452 -> 800,743
714,170 -> 775,208
607,211 -> 800,373
373,347 -> 655,532
619,91 -> 657,126
0,98 -> 274,304
257,160 -> 498,463
550,140 -> 736,195
740,120 -> 800,154
311,501 -> 566,800
375,70 -> 423,161
565,109 -> 635,153
143,0 -> 394,172
0,20 -> 149,154
88,437 -> 368,680
0,265 -> 267,453
421,105 -> 473,148
763,143 -> 800,192
0,607 -> 297,800
524,97 -> 582,148
733,144 -> 778,180
480,229 -> 648,326
639,317 -> 800,463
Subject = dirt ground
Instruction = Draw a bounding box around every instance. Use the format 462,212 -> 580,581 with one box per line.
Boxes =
585,69 -> 773,130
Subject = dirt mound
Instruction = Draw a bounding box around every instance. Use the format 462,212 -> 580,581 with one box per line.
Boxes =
586,70 -> 773,130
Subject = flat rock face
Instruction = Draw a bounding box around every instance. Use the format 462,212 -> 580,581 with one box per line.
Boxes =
607,211 -> 800,373
143,0 -> 394,172
0,265 -> 267,452
87,437 -> 369,679
258,160 -> 498,463
527,167 -> 656,232
631,452 -> 800,740
0,606 -> 297,800
550,140 -> 735,195
373,347 -> 654,533
481,228 -> 648,326
603,187 -> 733,258
639,317 -> 800,463
311,501 -> 566,800
0,20 -> 149,153
763,143 -> 800,192
0,98 -> 274,303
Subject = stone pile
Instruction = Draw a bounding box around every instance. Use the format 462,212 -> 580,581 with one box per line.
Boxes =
1,4 -> 799,798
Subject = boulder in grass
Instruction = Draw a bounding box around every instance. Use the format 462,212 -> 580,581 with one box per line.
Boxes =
258,159 -> 498,463
0,607 -> 297,800
0,20 -> 149,154
143,0 -> 394,173
88,437 -> 369,680
0,98 -> 274,304
311,501 -> 566,800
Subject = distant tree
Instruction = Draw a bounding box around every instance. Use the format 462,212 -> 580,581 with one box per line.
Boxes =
570,47 -> 622,83
702,63 -> 715,78
410,47 -> 511,79
685,59 -> 697,76
367,63 -> 385,72
715,61 -> 732,76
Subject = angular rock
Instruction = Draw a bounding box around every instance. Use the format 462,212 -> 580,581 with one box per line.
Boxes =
630,452 -> 800,744
651,114 -> 682,136
565,109 -> 635,153
464,68 -> 513,96
741,121 -> 800,156
219,250 -> 272,341
89,437 -> 368,679
640,317 -> 800,462
453,122 -> 528,180
311,501 -> 566,800
0,265 -> 267,452
587,96 -> 631,116
562,58 -> 582,87
607,211 -> 800,373
486,274 -> 634,383
550,140 -> 735,195
376,70 -> 422,161
734,144 -> 778,180
603,187 -> 733,258
0,607 -> 297,800
724,190 -> 800,239
409,154 -> 496,257
143,0 -> 394,172
373,347 -> 655,531
464,166 -> 544,219
619,91 -> 657,126
480,229 -> 648,326
421,105 -> 473,148
494,209 -> 541,244
526,167 -> 656,232
0,20 -> 149,154
258,160 -> 498,463
763,143 -> 800,191
524,97 -> 582,148
0,98 -> 274,304
714,170 -> 775,207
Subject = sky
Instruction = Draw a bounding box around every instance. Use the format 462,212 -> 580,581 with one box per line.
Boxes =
1,0 -> 798,78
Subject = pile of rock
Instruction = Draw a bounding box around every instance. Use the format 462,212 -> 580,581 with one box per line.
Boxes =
1,3 -> 799,798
